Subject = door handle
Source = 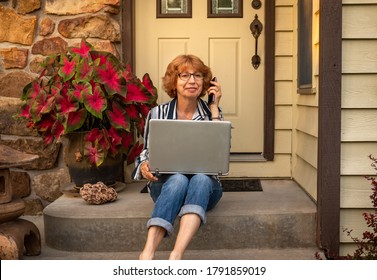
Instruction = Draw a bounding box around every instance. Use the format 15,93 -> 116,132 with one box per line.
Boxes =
250,14 -> 263,69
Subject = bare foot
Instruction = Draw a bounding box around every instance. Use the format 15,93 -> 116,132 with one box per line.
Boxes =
139,251 -> 154,260
169,251 -> 183,260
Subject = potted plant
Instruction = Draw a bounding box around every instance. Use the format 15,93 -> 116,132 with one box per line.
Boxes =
19,38 -> 158,187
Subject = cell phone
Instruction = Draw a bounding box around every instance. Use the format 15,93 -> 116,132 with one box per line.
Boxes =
208,77 -> 217,104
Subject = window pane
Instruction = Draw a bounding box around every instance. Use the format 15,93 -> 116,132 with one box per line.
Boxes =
212,0 -> 239,14
298,0 -> 313,89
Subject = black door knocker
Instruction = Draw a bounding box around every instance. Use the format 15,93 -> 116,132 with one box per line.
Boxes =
250,14 -> 263,69
251,0 -> 262,10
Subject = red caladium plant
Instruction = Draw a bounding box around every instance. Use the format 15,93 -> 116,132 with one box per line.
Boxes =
20,38 -> 158,167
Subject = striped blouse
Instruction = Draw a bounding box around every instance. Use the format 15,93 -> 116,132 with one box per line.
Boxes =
132,97 -> 223,180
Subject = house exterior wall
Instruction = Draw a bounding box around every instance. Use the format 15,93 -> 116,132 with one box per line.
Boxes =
289,0 -> 377,256
275,0 -> 320,201
339,0 -> 377,256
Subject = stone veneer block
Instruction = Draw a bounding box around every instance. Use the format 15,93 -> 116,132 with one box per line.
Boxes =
0,48 -> 28,69
0,6 -> 36,45
15,0 -> 41,15
58,14 -> 120,42
45,0 -> 119,15
31,37 -> 68,56
0,72 -> 35,99
39,17 -> 55,36
0,97 -> 36,136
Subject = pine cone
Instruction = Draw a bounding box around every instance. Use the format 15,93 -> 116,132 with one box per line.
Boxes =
79,182 -> 117,205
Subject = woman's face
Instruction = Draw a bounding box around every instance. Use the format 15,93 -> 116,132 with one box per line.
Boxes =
176,66 -> 203,100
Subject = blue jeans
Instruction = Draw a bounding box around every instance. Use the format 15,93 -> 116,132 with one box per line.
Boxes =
147,173 -> 223,236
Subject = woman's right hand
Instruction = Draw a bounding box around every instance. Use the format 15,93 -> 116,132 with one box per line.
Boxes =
140,161 -> 158,181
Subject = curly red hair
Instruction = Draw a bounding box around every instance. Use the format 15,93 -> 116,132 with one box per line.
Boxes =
162,54 -> 213,98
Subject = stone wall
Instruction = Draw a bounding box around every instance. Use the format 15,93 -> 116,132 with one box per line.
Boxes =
0,0 -> 122,214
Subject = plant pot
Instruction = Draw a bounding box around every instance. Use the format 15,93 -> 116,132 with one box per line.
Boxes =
63,132 -> 124,188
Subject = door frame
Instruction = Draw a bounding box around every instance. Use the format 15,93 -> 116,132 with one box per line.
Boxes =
122,0 -> 275,161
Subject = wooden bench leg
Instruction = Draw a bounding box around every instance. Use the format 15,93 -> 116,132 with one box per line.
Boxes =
0,219 -> 41,260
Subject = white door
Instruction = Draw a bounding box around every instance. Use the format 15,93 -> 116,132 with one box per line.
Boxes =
135,0 -> 265,153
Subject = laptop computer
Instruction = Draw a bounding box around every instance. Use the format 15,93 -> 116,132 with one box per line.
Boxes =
147,119 -> 232,176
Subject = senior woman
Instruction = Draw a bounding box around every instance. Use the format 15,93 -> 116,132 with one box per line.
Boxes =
133,54 -> 224,260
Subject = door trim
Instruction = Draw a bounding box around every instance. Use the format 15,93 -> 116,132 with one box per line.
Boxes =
122,0 -> 275,161
122,0 -> 134,68
263,0 -> 275,161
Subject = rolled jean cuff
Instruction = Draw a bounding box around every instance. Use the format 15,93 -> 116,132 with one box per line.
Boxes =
178,204 -> 206,224
147,217 -> 174,236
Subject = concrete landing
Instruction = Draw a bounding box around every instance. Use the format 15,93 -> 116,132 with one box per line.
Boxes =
39,179 -> 318,257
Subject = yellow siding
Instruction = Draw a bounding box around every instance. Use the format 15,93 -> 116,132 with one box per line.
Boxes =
343,0 -> 377,4
342,74 -> 377,108
275,6 -> 293,31
343,5 -> 377,38
340,176 -> 373,208
275,57 -> 293,80
291,0 -> 319,199
275,81 -> 293,105
275,32 -> 293,56
295,106 -> 318,137
229,155 -> 292,178
275,0 -> 294,5
339,244 -> 358,257
340,1 -> 377,255
275,130 -> 292,154
343,40 -> 377,73
275,106 -> 293,130
341,143 -> 377,175
340,209 -> 371,243
295,131 -> 317,168
293,156 -> 317,200
340,208 -> 372,256
296,93 -> 317,107
341,109 -> 377,141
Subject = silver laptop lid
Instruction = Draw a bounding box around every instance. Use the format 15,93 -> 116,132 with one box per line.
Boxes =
148,119 -> 232,176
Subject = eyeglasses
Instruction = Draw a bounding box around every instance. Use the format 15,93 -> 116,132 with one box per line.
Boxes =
178,72 -> 204,81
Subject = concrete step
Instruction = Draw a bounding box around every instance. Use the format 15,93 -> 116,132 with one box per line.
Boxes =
41,180 -> 317,253
22,216 -> 321,260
